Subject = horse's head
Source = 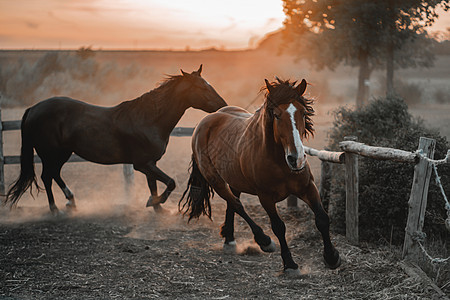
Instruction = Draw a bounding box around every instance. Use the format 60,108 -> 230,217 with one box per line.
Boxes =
264,78 -> 314,172
178,65 -> 227,112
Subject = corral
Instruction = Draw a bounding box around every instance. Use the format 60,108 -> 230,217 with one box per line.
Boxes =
1,50 -> 449,299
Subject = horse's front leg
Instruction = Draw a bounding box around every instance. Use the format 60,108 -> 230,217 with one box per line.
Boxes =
259,196 -> 300,276
146,177 -> 164,212
299,181 -> 341,269
134,162 -> 175,207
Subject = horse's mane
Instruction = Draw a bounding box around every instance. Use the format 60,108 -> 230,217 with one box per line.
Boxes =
112,74 -> 184,119
262,78 -> 315,137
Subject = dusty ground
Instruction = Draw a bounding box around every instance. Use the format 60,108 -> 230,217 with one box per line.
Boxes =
1,201 -> 447,300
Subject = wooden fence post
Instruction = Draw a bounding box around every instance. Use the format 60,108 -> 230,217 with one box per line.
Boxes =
344,136 -> 359,245
122,164 -> 134,201
0,108 -> 5,197
402,137 -> 436,261
319,160 -> 331,211
287,195 -> 298,210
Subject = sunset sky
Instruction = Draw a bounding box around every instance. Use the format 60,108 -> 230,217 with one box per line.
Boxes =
1,0 -> 449,50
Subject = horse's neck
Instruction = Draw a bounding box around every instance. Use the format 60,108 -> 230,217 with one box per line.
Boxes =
116,88 -> 188,138
251,108 -> 284,160
142,90 -> 188,135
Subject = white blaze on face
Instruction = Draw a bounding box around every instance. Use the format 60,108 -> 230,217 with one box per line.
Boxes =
286,103 -> 306,169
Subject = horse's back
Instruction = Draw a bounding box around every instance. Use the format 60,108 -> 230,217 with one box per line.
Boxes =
194,106 -> 250,140
24,97 -> 129,163
192,105 -> 255,192
25,97 -> 109,134
26,97 -> 99,121
216,105 -> 252,118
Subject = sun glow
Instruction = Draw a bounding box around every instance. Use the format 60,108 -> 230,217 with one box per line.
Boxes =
0,0 -> 285,50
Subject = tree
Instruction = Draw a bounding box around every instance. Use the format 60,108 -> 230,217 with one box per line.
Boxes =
382,1 -> 449,96
282,0 -> 449,107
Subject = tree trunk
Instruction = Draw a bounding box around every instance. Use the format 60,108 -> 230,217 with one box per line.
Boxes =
386,0 -> 395,97
386,43 -> 395,97
356,50 -> 370,108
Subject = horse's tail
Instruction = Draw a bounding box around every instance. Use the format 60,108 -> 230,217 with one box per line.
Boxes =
178,155 -> 214,222
5,108 -> 41,206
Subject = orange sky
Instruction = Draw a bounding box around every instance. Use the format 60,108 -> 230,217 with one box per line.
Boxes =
1,0 -> 449,50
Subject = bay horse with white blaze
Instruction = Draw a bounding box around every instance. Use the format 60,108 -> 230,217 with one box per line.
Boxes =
179,78 -> 341,275
6,65 -> 227,214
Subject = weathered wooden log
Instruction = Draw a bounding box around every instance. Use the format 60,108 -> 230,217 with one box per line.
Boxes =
286,194 -> 298,209
0,110 -> 5,196
170,127 -> 195,137
4,154 -> 86,164
339,140 -> 418,163
403,137 -> 436,261
304,146 -> 344,164
319,160 -> 331,211
2,120 -> 21,131
343,136 -> 359,245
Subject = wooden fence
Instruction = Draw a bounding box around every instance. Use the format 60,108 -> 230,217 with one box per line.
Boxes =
306,135 -> 448,265
0,109 -> 194,196
1,109 -> 448,264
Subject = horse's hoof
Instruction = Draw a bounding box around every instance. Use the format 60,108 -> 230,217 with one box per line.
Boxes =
51,209 -> 66,218
159,194 -> 169,204
153,204 -> 169,215
65,202 -> 77,210
223,241 -> 237,253
146,195 -> 161,207
260,239 -> 276,253
283,268 -> 302,278
324,251 -> 341,269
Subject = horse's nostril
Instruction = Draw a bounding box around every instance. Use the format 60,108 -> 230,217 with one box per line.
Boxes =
287,155 -> 297,167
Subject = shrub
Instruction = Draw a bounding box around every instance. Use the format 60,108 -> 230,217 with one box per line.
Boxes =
326,96 -> 449,245
434,88 -> 450,104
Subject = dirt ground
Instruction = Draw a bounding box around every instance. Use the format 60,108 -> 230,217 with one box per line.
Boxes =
1,201 -> 447,300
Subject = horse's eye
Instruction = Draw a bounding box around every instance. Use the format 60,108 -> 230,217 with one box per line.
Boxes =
273,114 -> 280,120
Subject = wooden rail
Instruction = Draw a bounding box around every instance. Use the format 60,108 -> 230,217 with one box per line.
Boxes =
339,140 -> 418,163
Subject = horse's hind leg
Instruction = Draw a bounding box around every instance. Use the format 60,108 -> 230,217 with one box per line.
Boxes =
41,161 -> 59,215
41,151 -> 73,214
54,172 -> 75,209
220,188 -> 239,251
210,180 -> 275,253
48,151 -> 75,209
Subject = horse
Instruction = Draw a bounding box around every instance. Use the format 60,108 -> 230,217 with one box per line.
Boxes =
5,65 -> 227,215
179,78 -> 341,275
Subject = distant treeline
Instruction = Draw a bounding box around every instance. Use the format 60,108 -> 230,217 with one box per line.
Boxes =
431,39 -> 450,55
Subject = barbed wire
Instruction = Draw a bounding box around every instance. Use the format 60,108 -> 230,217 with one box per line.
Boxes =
417,241 -> 450,264
432,163 -> 450,231
415,149 -> 450,166
410,149 -> 450,264
408,231 -> 450,264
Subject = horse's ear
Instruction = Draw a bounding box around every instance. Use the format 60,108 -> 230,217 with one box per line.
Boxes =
196,64 -> 203,76
296,79 -> 307,95
265,79 -> 274,94
180,69 -> 189,76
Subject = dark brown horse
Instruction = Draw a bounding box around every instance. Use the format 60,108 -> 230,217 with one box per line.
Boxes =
6,65 -> 227,215
179,78 -> 340,275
